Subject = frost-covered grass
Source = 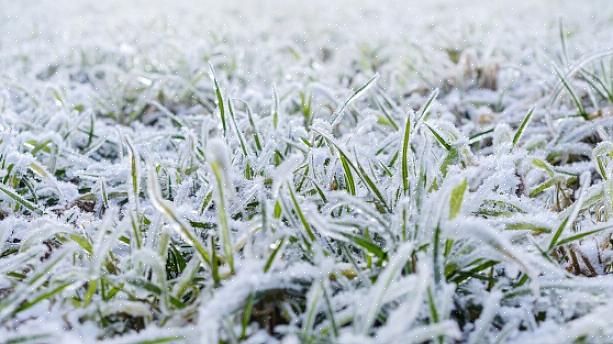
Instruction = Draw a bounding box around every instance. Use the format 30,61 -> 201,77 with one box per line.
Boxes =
1,0 -> 613,342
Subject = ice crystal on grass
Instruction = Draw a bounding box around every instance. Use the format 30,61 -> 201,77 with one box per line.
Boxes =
1,0 -> 613,343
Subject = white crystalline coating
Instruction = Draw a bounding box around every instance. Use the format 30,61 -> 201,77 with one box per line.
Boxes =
1,0 -> 613,342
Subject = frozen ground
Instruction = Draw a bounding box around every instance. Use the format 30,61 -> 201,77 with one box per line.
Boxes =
1,0 -> 613,342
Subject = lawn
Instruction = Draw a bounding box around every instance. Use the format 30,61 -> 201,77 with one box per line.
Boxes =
1,0 -> 613,343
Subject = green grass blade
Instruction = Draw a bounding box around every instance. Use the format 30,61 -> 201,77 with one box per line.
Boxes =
512,107 -> 534,148
209,64 -> 227,134
0,184 -> 43,215
424,123 -> 452,151
401,115 -> 412,193
449,179 -> 467,219
287,182 -> 315,241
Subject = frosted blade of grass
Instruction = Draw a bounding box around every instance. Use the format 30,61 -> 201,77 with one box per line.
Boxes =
332,73 -> 379,127
580,69 -> 613,102
446,219 -> 538,283
314,128 -> 387,207
0,247 -> 72,320
343,232 -> 386,261
339,150 -> 356,195
199,190 -> 213,215
149,101 -> 187,128
528,176 -> 563,198
240,292 -> 255,339
354,154 -> 389,211
227,98 -> 249,157
374,95 -> 399,131
467,291 -> 502,344
287,182 -> 315,242
272,84 -> 280,129
401,115 -> 411,193
449,179 -> 467,219
146,162 -> 211,267
209,64 -> 227,134
512,107 -> 534,149
208,139 -> 235,273
234,98 -> 262,152
548,172 -> 589,250
14,281 -> 74,314
263,237 -> 285,272
0,184 -> 43,215
424,123 -> 452,151
358,242 -> 413,334
124,137 -> 140,202
553,64 -> 588,119
416,88 -> 439,123
302,282 -> 323,338
68,233 -> 93,255
531,158 -> 555,177
377,261 -> 429,341
555,225 -> 612,247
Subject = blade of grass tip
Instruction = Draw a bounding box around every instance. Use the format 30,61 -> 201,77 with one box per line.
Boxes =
0,184 -> 43,215
146,162 -> 211,267
528,176 -> 561,198
99,177 -> 109,209
343,232 -> 386,261
263,237 -> 285,272
209,63 -> 227,134
272,84 -> 279,130
68,233 -> 93,255
424,123 -> 452,151
531,158 -> 555,178
449,179 -> 468,220
469,128 -> 495,144
401,114 -> 412,193
416,88 -> 439,123
332,73 -> 379,127
199,190 -> 213,215
124,137 -> 140,203
512,107 -> 535,149
552,64 -> 588,119
207,139 -> 235,274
